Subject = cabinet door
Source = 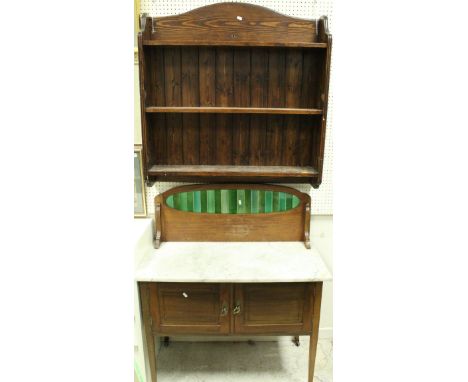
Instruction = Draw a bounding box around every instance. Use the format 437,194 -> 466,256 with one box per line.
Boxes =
148,283 -> 230,334
233,283 -> 314,335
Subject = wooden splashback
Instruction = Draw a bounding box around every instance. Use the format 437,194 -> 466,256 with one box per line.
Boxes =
153,184 -> 311,249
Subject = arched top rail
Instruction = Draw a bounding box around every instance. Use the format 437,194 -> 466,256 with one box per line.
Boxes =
139,3 -> 330,47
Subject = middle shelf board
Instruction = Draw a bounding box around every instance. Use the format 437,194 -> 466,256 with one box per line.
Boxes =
145,106 -> 323,115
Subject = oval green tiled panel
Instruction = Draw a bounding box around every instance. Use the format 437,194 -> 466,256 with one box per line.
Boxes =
165,189 -> 301,214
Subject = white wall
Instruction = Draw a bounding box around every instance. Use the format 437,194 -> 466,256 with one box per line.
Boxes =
134,63 -> 142,144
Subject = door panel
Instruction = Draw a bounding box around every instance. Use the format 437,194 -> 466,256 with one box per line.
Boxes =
149,283 -> 230,334
234,283 -> 314,334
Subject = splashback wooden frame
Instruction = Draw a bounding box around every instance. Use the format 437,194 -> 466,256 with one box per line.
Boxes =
153,184 -> 311,249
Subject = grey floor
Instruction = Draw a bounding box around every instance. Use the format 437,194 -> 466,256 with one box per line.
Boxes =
155,337 -> 333,382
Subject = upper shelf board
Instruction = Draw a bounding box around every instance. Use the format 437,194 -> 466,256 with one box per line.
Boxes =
139,2 -> 330,48
145,107 -> 323,115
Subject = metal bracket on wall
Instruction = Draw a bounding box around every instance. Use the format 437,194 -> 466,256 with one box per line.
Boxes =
145,179 -> 155,188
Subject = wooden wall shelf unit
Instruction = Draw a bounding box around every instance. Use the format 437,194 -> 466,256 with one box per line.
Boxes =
138,2 -> 332,187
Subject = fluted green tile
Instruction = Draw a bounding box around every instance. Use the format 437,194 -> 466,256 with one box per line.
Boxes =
179,192 -> 188,211
272,192 -> 280,211
251,190 -> 259,213
200,190 -> 207,212
166,195 -> 174,208
173,193 -> 180,210
245,189 -> 251,213
292,195 -> 300,208
265,191 -> 273,213
229,189 -> 237,214
221,190 -> 229,213
285,193 -> 292,210
187,191 -> 193,212
193,191 -> 201,212
207,190 -> 215,213
215,190 -> 221,213
237,190 -> 246,213
258,190 -> 265,213
279,192 -> 286,211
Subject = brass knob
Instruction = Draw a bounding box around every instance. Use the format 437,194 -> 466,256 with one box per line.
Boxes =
220,303 -> 228,316
233,304 -> 241,315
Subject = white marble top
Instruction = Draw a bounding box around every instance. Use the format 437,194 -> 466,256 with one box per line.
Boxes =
135,242 -> 332,283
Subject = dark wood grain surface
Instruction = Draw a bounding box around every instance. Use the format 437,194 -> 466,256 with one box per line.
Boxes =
141,3 -> 323,47
147,282 -> 230,335
139,281 -> 324,382
234,283 -> 314,335
138,3 -> 331,185
140,281 -> 321,337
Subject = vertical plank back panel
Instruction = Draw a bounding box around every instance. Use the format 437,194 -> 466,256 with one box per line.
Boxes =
164,47 -> 183,164
181,48 -> 200,164
266,48 -> 285,165
215,48 -> 234,165
199,48 -> 216,164
148,114 -> 167,165
146,47 -> 166,107
283,50 -> 303,165
249,49 -> 268,165
232,48 -> 251,165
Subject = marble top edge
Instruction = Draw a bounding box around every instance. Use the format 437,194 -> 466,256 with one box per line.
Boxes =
135,241 -> 332,283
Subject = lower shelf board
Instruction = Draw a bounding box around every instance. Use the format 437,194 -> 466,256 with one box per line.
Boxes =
147,165 -> 319,178
144,106 -> 323,115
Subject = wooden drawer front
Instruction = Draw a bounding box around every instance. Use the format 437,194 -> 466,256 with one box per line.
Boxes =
149,283 -> 230,334
234,283 -> 314,334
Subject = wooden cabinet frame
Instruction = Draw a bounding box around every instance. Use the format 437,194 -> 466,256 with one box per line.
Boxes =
139,281 -> 323,382
138,182 -> 325,380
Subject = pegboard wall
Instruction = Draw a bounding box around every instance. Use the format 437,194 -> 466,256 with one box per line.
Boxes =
140,0 -> 333,215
